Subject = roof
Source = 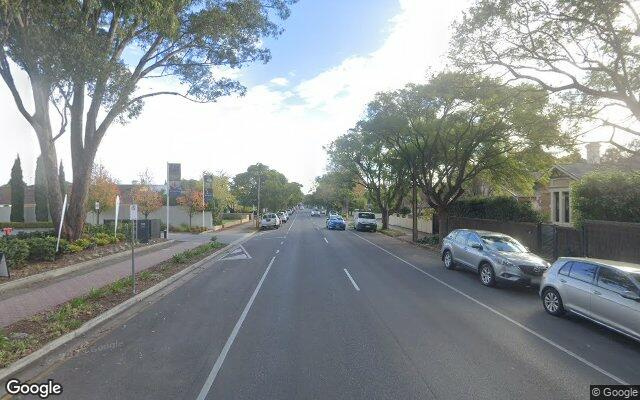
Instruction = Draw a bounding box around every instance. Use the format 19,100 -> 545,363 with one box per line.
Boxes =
558,257 -> 640,273
552,162 -> 598,180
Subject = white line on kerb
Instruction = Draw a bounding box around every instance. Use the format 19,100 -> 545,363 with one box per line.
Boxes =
195,256 -> 277,400
323,237 -> 329,244
343,269 -> 360,291
351,232 -> 629,386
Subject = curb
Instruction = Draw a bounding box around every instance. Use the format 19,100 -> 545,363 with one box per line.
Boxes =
0,240 -> 175,295
0,231 -> 256,383
201,219 -> 252,234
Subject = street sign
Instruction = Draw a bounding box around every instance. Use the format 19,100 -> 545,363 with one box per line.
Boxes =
167,163 -> 181,181
130,204 -> 138,221
203,174 -> 214,203
95,201 -> 100,211
0,252 -> 8,278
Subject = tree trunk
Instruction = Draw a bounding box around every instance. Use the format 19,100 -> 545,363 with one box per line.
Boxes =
64,158 -> 92,240
437,206 -> 449,244
411,179 -> 418,242
33,124 -> 63,234
381,208 -> 389,230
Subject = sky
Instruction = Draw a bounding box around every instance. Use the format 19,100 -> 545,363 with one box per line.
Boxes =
0,0 -> 471,192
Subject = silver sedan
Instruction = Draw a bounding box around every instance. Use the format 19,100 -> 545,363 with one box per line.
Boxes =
540,257 -> 640,342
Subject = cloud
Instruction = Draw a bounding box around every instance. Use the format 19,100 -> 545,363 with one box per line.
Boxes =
1,0 -> 470,191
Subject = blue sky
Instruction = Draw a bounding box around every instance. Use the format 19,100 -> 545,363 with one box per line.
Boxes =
1,0 -> 470,190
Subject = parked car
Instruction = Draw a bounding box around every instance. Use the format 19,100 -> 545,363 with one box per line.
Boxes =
326,215 -> 346,230
540,257 -> 640,342
311,210 -> 319,217
354,212 -> 377,232
441,229 -> 550,287
278,211 -> 288,223
260,213 -> 280,230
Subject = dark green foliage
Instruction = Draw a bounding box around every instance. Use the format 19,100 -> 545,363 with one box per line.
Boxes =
26,237 -> 57,262
0,222 -> 54,229
34,155 -> 49,221
0,239 -> 30,268
449,196 -> 542,223
572,171 -> 640,224
9,155 -> 25,222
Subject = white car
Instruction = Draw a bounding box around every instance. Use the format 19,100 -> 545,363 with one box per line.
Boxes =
354,211 -> 377,232
311,210 -> 318,216
260,213 -> 280,230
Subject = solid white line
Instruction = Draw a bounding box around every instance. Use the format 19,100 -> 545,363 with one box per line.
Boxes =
323,237 -> 329,244
280,241 -> 284,245
286,214 -> 297,234
195,256 -> 277,400
275,249 -> 280,254
351,232 -> 629,385
343,269 -> 360,291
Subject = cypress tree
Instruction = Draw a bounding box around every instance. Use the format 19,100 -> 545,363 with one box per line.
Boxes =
10,154 -> 25,222
34,155 -> 49,221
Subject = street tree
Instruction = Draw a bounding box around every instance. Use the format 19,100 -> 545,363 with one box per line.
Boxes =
0,0 -> 295,239
327,129 -> 408,229
86,164 -> 119,224
9,154 -> 24,222
131,170 -> 163,219
369,72 -> 569,238
177,188 -> 205,229
34,155 -> 49,221
452,0 -> 640,154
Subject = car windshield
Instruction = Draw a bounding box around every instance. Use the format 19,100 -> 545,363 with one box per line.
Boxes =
359,212 -> 375,219
480,235 -> 527,253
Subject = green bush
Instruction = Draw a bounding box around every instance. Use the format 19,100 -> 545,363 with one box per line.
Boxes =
0,222 -> 54,229
73,238 -> 92,249
449,196 -> 542,222
572,170 -> 640,224
26,237 -> 57,262
67,244 -> 84,253
94,238 -> 110,246
0,239 -> 30,268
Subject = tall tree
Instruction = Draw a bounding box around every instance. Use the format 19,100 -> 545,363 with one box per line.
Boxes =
0,0 -> 295,239
177,188 -> 205,228
9,154 -> 24,222
327,129 -> 408,229
86,164 -> 119,224
34,154 -> 49,221
370,72 -> 569,239
131,170 -> 163,219
452,0 -> 640,154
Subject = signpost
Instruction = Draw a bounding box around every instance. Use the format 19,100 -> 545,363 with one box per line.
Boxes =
55,194 -> 68,253
130,204 -> 138,294
167,163 -> 182,239
203,173 -> 213,228
114,195 -> 120,236
95,201 -> 100,225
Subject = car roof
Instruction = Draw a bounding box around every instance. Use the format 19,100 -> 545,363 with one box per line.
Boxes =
557,257 -> 640,274
452,229 -> 510,237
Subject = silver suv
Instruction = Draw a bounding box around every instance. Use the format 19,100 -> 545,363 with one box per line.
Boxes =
441,229 -> 550,287
540,257 -> 640,342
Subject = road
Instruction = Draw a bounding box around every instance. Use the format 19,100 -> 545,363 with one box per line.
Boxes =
9,211 -> 640,399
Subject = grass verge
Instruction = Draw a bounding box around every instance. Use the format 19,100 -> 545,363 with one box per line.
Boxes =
0,240 -> 226,368
379,228 -> 405,237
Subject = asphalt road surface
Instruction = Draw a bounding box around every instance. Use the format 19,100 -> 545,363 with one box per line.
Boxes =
9,211 -> 640,399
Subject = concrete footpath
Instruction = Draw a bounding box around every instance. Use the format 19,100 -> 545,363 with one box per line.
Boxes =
0,223 -> 255,328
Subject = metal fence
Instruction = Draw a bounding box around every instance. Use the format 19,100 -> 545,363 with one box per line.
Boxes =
448,217 -> 640,264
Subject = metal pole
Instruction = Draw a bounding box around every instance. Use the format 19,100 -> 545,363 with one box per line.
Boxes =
202,173 -> 205,229
256,174 -> 261,227
131,220 -> 136,295
166,180 -> 170,239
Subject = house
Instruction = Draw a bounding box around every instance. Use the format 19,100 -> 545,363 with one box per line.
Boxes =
534,143 -> 601,226
0,184 -> 38,222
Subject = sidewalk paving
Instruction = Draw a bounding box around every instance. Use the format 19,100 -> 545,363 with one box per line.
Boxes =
0,222 -> 255,328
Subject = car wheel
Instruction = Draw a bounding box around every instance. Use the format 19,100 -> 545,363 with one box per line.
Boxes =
479,263 -> 496,287
443,250 -> 455,270
542,287 -> 565,316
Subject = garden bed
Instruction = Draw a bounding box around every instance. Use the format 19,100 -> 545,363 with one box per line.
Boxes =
0,240 -> 225,368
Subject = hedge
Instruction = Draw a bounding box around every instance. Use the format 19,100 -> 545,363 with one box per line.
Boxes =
571,170 -> 640,224
0,222 -> 54,229
449,196 -> 542,223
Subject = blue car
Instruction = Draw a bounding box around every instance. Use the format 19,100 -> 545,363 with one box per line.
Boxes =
326,215 -> 346,230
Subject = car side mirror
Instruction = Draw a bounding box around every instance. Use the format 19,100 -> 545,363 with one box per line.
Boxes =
471,243 -> 483,251
620,291 -> 640,301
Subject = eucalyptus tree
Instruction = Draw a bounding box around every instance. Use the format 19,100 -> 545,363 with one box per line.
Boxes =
327,128 -> 408,229
368,72 -> 569,239
452,0 -> 640,154
0,0 -> 294,238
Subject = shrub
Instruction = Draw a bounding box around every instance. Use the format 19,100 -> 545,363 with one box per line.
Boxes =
449,196 -> 542,223
67,244 -> 84,253
73,238 -> 92,249
57,238 -> 70,254
0,222 -> 54,229
572,170 -> 640,224
0,239 -> 30,268
94,238 -> 110,246
26,237 -> 57,262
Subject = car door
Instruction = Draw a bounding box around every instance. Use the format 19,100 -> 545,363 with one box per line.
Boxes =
591,266 -> 640,339
562,261 -> 598,316
463,232 -> 484,271
451,231 -> 471,267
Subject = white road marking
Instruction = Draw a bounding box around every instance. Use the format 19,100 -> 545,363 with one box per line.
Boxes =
195,256 -> 277,400
323,237 -> 328,244
351,232 -> 629,385
343,269 -> 360,291
280,241 -> 284,245
276,249 -> 280,254
286,214 -> 297,234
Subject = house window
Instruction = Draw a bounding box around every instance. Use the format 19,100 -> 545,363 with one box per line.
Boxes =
553,192 -> 560,222
563,191 -> 570,223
